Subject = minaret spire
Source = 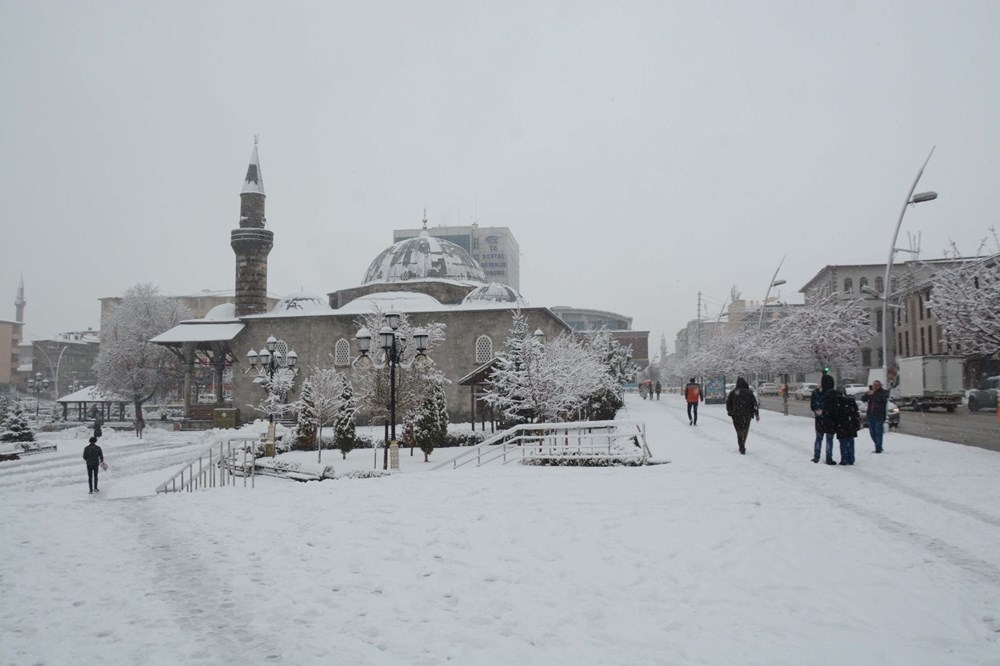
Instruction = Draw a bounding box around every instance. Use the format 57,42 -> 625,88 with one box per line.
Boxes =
14,273 -> 25,323
231,140 -> 274,316
422,208 -> 428,230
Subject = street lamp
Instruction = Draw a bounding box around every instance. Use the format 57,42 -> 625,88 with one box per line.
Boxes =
355,311 -> 430,471
246,335 -> 298,456
27,372 -> 49,418
880,147 -> 938,386
757,256 -> 787,333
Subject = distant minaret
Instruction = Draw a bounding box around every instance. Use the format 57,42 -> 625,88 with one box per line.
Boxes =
230,139 -> 273,317
14,273 -> 25,323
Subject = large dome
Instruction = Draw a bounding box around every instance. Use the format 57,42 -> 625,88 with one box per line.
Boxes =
362,232 -> 487,285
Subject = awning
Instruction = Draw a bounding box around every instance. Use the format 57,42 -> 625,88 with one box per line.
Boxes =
150,322 -> 245,345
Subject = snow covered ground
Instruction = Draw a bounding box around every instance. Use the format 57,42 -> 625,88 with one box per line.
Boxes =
2,394 -> 999,665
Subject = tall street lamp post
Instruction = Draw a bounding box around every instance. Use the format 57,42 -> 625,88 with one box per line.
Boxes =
355,311 -> 429,471
757,256 -> 787,414
27,372 -> 49,418
881,148 -> 938,386
246,335 -> 298,456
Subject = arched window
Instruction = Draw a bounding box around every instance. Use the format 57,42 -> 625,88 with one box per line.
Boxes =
875,276 -> 884,294
475,335 -> 493,364
334,338 -> 350,367
843,278 -> 853,294
859,276 -> 869,290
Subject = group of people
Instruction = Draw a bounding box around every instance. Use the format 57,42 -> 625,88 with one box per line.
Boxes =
811,375 -> 890,465
639,380 -> 662,400
678,374 -> 890,460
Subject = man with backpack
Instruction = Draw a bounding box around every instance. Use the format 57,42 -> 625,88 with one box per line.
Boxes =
684,377 -> 704,426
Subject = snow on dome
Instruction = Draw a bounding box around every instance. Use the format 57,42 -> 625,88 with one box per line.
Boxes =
338,291 -> 444,314
272,292 -> 331,313
203,303 -> 237,320
462,282 -> 528,307
362,235 -> 487,285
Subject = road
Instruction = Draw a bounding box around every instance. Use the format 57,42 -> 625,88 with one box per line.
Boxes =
757,395 -> 1000,452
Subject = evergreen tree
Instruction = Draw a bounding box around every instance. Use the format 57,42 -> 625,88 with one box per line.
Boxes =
334,379 -> 358,460
415,378 -> 448,462
294,379 -> 319,450
1,402 -> 35,443
0,397 -> 8,425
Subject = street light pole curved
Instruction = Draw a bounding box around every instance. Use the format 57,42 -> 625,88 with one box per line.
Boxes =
757,255 -> 787,333
881,147 -> 937,385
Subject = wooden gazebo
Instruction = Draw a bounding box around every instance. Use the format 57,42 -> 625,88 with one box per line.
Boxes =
56,386 -> 129,422
457,358 -> 501,433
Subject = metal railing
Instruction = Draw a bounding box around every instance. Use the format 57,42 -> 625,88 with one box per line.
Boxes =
155,434 -> 260,494
434,420 -> 649,470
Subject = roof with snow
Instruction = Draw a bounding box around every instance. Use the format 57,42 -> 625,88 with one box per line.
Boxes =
462,282 -> 528,307
271,292 -> 332,314
362,232 -> 487,285
150,321 -> 245,344
337,291 -> 445,315
57,386 -> 130,404
241,145 -> 265,196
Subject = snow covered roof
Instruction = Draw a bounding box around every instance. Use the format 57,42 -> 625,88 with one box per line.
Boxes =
204,302 -> 237,320
57,385 -> 130,403
150,321 -> 245,344
271,292 -> 332,314
462,282 -> 528,307
337,291 -> 445,314
241,144 -> 265,196
362,232 -> 487,285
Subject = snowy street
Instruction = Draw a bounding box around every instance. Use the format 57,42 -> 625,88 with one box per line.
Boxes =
2,393 -> 1000,665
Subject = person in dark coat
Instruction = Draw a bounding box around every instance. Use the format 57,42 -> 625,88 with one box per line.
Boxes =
861,380 -> 890,453
811,374 -> 838,465
831,390 -> 861,465
83,436 -> 104,493
655,381 -> 662,400
725,377 -> 760,455
93,412 -> 104,439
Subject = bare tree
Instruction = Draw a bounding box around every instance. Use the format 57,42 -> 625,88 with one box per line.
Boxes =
94,283 -> 191,417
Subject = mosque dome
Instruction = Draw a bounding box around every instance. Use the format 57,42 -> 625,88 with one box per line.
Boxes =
462,282 -> 528,307
271,292 -> 331,313
362,232 -> 487,285
204,302 -> 237,320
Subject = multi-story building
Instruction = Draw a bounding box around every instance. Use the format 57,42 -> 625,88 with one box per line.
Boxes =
0,319 -> 22,395
393,221 -> 520,290
31,330 -> 101,397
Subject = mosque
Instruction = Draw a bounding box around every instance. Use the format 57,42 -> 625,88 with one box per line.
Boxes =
152,146 -> 577,425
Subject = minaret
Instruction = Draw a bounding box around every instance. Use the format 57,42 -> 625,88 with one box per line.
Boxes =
230,139 -> 273,317
14,273 -> 25,323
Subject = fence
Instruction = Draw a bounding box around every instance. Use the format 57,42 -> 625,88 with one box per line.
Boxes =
155,434 -> 261,494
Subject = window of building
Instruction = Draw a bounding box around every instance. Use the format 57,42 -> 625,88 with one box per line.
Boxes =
877,347 -> 884,366
876,309 -> 883,333
861,348 -> 872,366
334,338 -> 350,367
475,335 -> 493,364
875,276 -> 884,294
844,278 -> 853,294
859,277 -> 869,290
920,328 -> 926,356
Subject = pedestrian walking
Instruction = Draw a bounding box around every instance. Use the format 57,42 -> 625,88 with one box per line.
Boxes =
725,377 -> 760,454
861,380 -> 889,453
655,381 -> 662,400
684,377 -> 704,426
831,390 -> 861,465
93,412 -> 104,439
134,415 -> 145,439
83,436 -> 104,493
811,374 -> 838,465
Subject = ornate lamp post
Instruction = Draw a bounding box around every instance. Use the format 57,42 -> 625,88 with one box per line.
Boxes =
246,335 -> 298,456
355,311 -> 429,470
27,372 -> 49,418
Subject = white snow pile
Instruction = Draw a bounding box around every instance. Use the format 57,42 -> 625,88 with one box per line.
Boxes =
1,394 -> 999,665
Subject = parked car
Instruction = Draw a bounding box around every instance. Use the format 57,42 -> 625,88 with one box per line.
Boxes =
795,383 -> 819,400
843,384 -> 868,398
966,376 -> 999,412
758,382 -> 780,396
856,398 -> 901,429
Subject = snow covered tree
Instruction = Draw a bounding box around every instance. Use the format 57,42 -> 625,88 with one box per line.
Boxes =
252,369 -> 297,423
334,379 -> 358,460
0,397 -> 8,426
294,379 -> 319,450
414,377 -> 448,462
94,283 -> 191,417
764,295 -> 873,376
1,402 -> 35,443
482,312 -> 544,424
582,330 -> 637,420
928,254 -> 1000,356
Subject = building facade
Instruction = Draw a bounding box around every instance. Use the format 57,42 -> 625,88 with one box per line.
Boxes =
394,222 -> 520,290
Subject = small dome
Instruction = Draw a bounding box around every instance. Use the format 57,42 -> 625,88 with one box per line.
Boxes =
363,233 -> 487,285
204,302 -> 237,320
272,292 -> 330,313
462,282 -> 528,306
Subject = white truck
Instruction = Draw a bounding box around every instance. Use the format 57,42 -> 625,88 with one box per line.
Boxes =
895,356 -> 964,412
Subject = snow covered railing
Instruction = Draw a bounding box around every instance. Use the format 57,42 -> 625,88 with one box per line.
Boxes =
435,420 -> 649,470
155,434 -> 260,494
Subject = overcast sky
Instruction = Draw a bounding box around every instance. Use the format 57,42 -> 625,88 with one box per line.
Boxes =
2,1 -> 997,355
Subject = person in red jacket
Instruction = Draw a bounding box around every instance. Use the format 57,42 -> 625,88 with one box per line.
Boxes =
684,377 -> 704,426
